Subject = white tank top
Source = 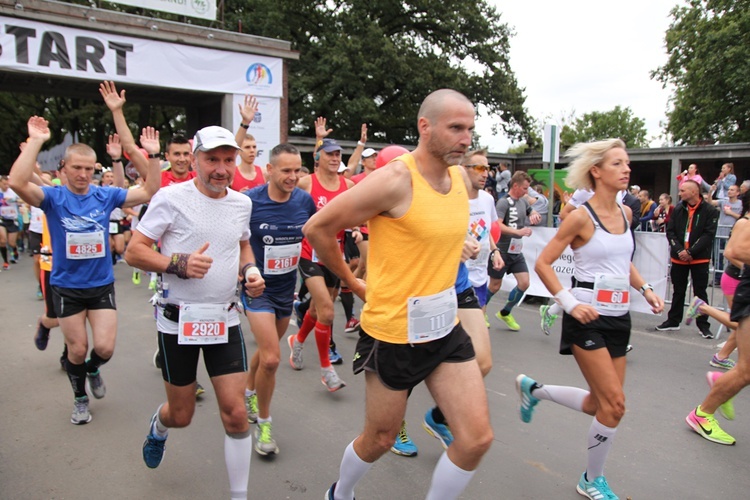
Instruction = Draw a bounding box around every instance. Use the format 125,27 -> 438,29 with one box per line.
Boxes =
571,202 -> 634,316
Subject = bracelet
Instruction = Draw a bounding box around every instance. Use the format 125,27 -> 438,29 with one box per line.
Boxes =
240,123 -> 249,129
640,283 -> 654,295
357,141 -> 365,146
554,289 -> 581,315
165,253 -> 190,279
148,153 -> 161,159
111,158 -> 122,163
490,248 -> 499,256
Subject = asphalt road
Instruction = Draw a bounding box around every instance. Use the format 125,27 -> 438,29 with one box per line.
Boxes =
1,255 -> 748,499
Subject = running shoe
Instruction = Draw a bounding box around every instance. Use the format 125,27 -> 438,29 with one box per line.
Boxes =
71,396 -> 92,425
422,408 -> 453,449
9,255 -> 17,264
576,472 -> 619,500
626,344 -> 633,353
685,296 -> 706,325
326,482 -> 355,500
699,325 -> 714,339
706,371 -> 736,420
539,304 -> 557,336
329,346 -> 343,365
496,311 -> 521,331
484,313 -> 490,328
710,355 -> 736,370
391,420 -> 418,457
148,278 -> 158,291
254,421 -> 279,456
686,407 -> 735,445
515,374 -> 540,423
655,320 -> 680,331
153,348 -> 162,370
143,412 -> 168,468
36,287 -> 43,300
293,300 -> 303,328
34,316 -> 50,351
87,370 -> 106,399
321,367 -> 346,392
288,334 -> 304,370
245,393 -> 258,424
344,317 -> 361,333
2,263 -> 9,270
132,270 -> 141,285
195,382 -> 205,399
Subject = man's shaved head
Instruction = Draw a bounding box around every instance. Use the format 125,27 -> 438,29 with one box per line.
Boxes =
418,89 -> 474,124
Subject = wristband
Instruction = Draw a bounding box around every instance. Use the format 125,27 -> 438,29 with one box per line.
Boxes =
640,283 -> 654,295
241,263 -> 260,280
490,248 -> 499,257
240,123 -> 250,129
166,253 -> 190,279
357,141 -> 365,146
148,153 -> 161,159
554,289 -> 581,315
111,158 -> 122,163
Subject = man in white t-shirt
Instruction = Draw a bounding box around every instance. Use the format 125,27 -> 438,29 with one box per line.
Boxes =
125,126 -> 265,500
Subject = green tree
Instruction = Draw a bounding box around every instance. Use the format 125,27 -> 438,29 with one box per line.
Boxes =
653,0 -> 750,144
223,0 -> 533,145
565,106 -> 648,148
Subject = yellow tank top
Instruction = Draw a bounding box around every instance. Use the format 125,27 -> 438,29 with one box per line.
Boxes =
40,214 -> 53,272
360,154 -> 469,344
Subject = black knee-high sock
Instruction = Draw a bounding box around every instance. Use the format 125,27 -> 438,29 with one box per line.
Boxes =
432,406 -> 447,425
340,289 -> 354,321
67,361 -> 87,398
0,247 -> 7,264
297,282 -> 309,301
86,349 -> 110,374
298,297 -> 311,318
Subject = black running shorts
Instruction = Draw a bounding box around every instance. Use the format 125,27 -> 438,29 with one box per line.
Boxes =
298,257 -> 340,289
51,283 -> 116,318
560,312 -> 630,358
730,276 -> 750,323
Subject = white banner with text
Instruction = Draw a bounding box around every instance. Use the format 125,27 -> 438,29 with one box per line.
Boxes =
106,0 -> 217,21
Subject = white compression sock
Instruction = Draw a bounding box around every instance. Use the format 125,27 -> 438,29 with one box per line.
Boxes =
549,303 -> 562,316
334,440 -> 372,500
531,384 -> 589,412
586,417 -> 617,479
224,430 -> 252,500
425,452 -> 476,500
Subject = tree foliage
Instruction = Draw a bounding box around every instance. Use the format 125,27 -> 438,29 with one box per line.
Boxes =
653,0 -> 750,144
561,106 -> 648,149
222,0 -> 533,145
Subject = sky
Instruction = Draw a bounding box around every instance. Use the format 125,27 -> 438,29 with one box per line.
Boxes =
479,0 -> 681,152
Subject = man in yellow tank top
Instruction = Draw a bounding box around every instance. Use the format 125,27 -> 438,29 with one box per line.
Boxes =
304,89 -> 493,500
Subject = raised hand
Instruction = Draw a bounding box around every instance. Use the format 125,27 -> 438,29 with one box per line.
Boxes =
238,95 -> 259,124
360,123 -> 368,143
27,116 -> 51,142
106,134 -> 122,159
140,127 -> 161,155
315,117 -> 333,139
99,81 -> 126,111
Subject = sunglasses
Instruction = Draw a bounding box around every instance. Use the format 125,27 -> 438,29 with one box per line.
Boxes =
464,164 -> 490,172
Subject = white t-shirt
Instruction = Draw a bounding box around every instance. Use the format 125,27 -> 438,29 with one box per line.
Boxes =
136,181 -> 252,334
568,189 -> 625,208
466,190 -> 498,287
29,206 -> 44,234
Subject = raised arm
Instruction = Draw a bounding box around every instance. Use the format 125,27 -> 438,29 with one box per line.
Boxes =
8,116 -> 50,207
123,126 -> 161,207
106,133 -> 126,187
234,95 -> 259,146
312,117 -> 333,161
346,123 -> 368,175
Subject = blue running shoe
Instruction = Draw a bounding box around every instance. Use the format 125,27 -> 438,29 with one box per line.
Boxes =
329,346 -> 343,365
293,300 -> 303,328
515,374 -> 540,423
422,408 -> 453,449
576,472 -> 619,500
143,413 -> 167,469
390,420 -> 418,457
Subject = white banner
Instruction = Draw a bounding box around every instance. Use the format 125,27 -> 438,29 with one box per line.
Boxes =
498,228 -> 670,315
36,132 -> 75,172
232,94 -> 280,167
0,16 -> 283,97
106,0 -> 217,21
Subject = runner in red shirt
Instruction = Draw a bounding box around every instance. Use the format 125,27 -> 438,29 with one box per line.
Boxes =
232,95 -> 266,193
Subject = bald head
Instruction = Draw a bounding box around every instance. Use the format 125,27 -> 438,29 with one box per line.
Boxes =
418,89 -> 474,124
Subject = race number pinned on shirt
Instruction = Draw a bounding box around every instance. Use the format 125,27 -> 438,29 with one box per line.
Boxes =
0,206 -> 18,219
593,273 -> 630,313
407,287 -> 457,344
508,238 -> 524,254
264,243 -> 301,275
178,303 -> 228,345
66,231 -> 105,260
109,221 -> 119,234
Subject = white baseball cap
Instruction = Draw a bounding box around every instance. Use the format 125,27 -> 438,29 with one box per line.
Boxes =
362,148 -> 377,158
192,126 -> 240,153
338,161 -> 348,173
